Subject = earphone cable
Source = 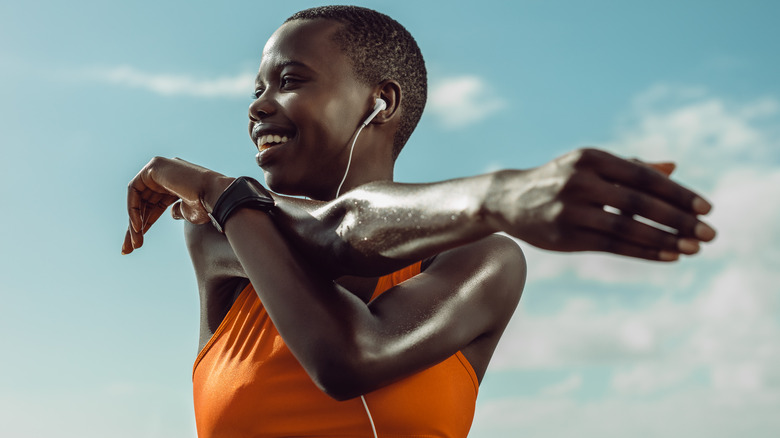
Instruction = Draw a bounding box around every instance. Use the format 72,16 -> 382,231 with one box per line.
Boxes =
336,123 -> 365,197
361,395 -> 379,438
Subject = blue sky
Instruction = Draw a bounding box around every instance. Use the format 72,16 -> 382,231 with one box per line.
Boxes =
2,1 -> 779,436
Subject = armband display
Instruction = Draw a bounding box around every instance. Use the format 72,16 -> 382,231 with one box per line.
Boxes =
207,176 -> 275,233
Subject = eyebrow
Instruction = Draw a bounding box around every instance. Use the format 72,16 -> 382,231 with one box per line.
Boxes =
255,60 -> 313,84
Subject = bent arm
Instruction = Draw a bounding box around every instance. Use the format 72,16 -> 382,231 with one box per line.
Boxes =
222,207 -> 524,400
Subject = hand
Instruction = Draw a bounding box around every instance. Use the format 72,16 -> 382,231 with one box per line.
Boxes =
487,148 -> 716,261
121,157 -> 233,254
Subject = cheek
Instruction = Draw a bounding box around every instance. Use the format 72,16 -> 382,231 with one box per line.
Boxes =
318,100 -> 360,144
283,90 -> 365,157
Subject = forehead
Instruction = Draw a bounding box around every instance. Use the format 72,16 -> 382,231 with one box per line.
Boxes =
259,19 -> 351,78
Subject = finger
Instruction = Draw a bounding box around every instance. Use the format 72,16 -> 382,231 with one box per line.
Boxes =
171,201 -> 184,220
130,185 -> 165,234
568,204 -> 679,251
129,217 -> 143,249
138,190 -> 164,232
121,228 -> 134,255
127,181 -> 144,233
572,204 -> 700,255
582,150 -> 711,214
584,177 -> 715,241
567,228 -> 680,262
140,194 -> 178,234
647,162 -> 676,177
627,158 -> 676,177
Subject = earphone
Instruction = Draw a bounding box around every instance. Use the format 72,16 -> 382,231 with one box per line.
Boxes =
335,97 -> 387,197
362,97 -> 387,126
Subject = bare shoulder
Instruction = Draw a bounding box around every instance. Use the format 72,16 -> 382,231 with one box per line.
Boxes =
424,233 -> 526,312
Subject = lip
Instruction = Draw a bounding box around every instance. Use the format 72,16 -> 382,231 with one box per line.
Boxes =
251,123 -> 296,150
256,143 -> 286,167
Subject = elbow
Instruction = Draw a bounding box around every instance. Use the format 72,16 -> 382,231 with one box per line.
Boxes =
488,234 -> 528,309
304,335 -> 380,401
307,351 -> 374,401
310,365 -> 365,401
504,239 -> 527,312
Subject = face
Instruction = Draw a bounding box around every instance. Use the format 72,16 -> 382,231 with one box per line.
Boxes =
249,19 -> 372,200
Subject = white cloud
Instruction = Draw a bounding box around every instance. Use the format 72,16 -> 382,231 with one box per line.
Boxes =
478,85 -> 780,436
427,75 -> 507,129
610,84 -> 779,189
471,389 -> 780,438
491,294 -> 691,370
89,65 -> 255,98
703,167 -> 780,263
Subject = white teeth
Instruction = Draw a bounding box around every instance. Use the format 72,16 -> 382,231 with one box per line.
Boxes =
257,134 -> 290,147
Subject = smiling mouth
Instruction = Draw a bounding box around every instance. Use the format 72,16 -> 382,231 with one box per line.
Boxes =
257,134 -> 290,151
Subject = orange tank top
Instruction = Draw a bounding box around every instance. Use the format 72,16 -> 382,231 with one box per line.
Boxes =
192,262 -> 479,437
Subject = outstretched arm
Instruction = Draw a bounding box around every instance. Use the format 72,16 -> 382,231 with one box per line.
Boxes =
270,148 -> 715,277
122,148 -> 716,276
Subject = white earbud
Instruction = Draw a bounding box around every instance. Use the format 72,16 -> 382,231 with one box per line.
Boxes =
361,98 -> 387,126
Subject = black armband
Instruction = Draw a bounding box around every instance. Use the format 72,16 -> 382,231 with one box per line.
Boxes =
207,176 -> 275,233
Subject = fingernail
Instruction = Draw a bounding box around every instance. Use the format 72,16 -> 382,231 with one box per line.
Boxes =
692,197 -> 712,215
695,222 -> 716,241
656,162 -> 676,174
677,238 -> 700,254
659,251 -> 679,261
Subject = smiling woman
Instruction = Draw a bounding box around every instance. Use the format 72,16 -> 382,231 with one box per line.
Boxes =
120,5 -> 715,438
249,18 -> 397,199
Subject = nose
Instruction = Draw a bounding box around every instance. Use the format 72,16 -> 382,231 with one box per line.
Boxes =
248,91 -> 277,122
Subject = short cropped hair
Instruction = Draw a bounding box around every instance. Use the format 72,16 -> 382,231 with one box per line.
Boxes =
286,5 -> 427,159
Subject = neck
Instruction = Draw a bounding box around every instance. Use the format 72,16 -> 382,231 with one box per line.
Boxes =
332,166 -> 394,200
324,131 -> 395,201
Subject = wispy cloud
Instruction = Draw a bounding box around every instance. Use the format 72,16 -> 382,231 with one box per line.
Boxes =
474,86 -> 780,437
88,65 -> 255,98
473,387 -> 780,437
427,75 -> 507,129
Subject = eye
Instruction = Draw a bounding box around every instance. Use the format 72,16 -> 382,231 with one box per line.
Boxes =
281,76 -> 300,89
251,87 -> 265,100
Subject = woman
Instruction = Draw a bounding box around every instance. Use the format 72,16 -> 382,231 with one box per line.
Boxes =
122,6 -> 714,437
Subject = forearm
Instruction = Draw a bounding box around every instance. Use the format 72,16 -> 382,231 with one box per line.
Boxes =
269,173 -> 503,277
220,207 -> 514,399
222,208 -> 388,398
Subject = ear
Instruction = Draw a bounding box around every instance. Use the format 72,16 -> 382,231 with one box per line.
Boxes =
369,80 -> 401,125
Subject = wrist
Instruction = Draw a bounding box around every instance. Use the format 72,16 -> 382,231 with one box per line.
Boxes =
202,175 -> 237,213
480,170 -> 513,233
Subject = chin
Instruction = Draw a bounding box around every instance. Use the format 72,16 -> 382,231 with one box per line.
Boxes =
262,171 -> 305,197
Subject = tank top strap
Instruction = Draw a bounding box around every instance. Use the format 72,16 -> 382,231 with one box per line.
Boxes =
369,261 -> 422,301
